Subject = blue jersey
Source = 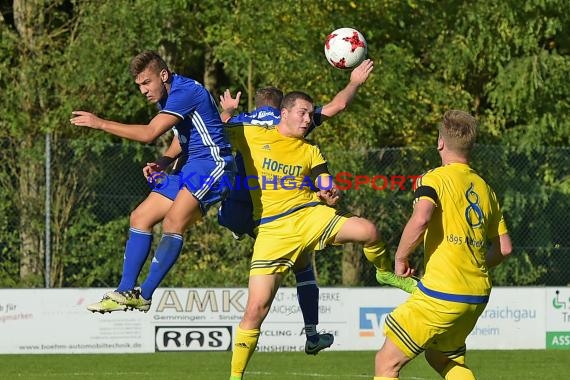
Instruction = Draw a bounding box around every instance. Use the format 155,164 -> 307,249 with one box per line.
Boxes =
229,105 -> 280,126
218,105 -> 324,236
227,105 -> 324,129
152,74 -> 235,212
158,74 -> 232,163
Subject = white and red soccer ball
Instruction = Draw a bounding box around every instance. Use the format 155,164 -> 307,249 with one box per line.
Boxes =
324,27 -> 368,69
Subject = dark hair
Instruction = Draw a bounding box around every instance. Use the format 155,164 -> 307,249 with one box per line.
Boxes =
254,87 -> 283,108
280,91 -> 314,110
129,51 -> 169,78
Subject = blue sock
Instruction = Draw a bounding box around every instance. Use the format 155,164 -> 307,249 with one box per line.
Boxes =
140,233 -> 183,300
116,228 -> 153,292
295,265 -> 319,343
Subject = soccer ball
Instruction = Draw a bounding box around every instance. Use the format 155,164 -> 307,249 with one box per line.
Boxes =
324,27 -> 367,69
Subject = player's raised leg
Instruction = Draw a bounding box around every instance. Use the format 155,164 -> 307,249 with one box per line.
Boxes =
334,217 -> 417,293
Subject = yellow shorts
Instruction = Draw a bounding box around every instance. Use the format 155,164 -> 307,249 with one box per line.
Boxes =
384,288 -> 487,360
250,205 -> 351,275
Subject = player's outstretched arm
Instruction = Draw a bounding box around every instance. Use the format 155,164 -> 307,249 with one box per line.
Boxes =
319,58 -> 374,121
70,111 -> 179,143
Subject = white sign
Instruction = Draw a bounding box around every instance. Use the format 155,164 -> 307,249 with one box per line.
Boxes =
0,287 -> 559,354
467,287 -> 545,349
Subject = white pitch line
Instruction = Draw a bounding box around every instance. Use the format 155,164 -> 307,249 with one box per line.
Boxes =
248,371 -> 429,379
9,372 -> 148,377
10,370 -> 429,379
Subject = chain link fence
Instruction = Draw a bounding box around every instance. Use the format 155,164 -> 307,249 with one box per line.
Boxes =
0,138 -> 568,287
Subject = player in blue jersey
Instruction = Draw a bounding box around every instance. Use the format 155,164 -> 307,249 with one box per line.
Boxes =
220,86 -> 283,127
71,51 -> 236,313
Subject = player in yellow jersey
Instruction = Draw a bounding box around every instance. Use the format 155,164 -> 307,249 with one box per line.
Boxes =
227,92 -> 416,380
373,110 -> 513,380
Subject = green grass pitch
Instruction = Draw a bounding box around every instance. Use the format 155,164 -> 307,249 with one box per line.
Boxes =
0,350 -> 568,379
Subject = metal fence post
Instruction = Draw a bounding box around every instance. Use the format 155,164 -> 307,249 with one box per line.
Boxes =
45,132 -> 51,288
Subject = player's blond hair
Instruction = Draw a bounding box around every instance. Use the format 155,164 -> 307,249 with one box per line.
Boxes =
439,110 -> 478,155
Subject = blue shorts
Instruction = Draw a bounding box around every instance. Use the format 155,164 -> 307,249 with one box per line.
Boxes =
217,195 -> 255,237
216,153 -> 256,237
149,158 -> 235,214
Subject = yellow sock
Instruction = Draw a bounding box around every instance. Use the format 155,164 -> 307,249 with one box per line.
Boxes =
230,326 -> 260,378
442,361 -> 476,380
363,241 -> 391,271
373,377 -> 398,380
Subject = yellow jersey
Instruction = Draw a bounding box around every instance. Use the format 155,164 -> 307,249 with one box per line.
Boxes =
414,163 -> 508,302
225,124 -> 328,224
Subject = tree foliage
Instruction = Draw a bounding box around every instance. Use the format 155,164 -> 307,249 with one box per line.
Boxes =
0,0 -> 568,287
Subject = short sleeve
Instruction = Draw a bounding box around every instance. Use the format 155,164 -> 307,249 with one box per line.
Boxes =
310,144 -> 327,169
413,171 -> 439,205
160,85 -> 201,118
